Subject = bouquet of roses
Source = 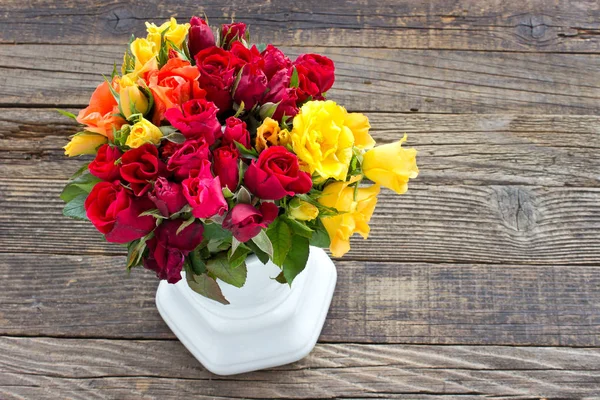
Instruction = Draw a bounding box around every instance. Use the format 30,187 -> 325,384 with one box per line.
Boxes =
60,17 -> 418,304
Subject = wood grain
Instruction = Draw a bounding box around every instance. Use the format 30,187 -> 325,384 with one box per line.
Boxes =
1,337 -> 599,399
2,45 -> 600,114
1,253 -> 599,345
1,0 -> 599,52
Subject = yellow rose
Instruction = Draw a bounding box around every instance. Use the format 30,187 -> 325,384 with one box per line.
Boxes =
291,100 -> 354,181
289,198 -> 319,221
146,18 -> 190,50
278,128 -> 291,148
64,132 -> 108,157
119,76 -> 149,118
345,112 -> 375,150
125,118 -> 163,148
362,134 -> 418,195
129,38 -> 158,76
318,176 -> 380,257
256,117 -> 281,152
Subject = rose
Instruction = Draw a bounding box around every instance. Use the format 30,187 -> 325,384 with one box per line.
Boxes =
222,202 -> 279,242
164,98 -> 221,144
144,219 -> 204,284
76,80 -> 126,140
85,181 -> 155,244
88,144 -> 121,181
128,38 -> 159,76
229,42 -> 262,66
145,17 -> 190,50
222,116 -> 251,148
182,159 -> 228,219
63,132 -> 108,157
188,16 -> 216,58
213,146 -> 240,191
166,138 -> 211,181
345,112 -> 375,150
149,177 -> 188,217
261,45 -> 291,80
288,198 -> 318,221
263,69 -> 299,120
255,117 -> 284,152
290,100 -> 354,180
220,22 -> 247,49
244,146 -> 312,200
318,176 -> 380,257
120,143 -> 165,196
195,46 -> 240,111
294,54 -> 335,102
118,76 -> 150,119
362,135 -> 419,194
147,58 -> 205,123
125,117 -> 163,148
233,63 -> 268,110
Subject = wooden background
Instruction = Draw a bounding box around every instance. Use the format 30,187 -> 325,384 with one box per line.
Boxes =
1,0 -> 599,398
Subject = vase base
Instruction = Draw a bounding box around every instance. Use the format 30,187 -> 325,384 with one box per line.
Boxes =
155,247 -> 337,375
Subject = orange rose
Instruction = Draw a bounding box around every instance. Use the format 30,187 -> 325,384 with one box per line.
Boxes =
76,80 -> 126,141
147,58 -> 206,123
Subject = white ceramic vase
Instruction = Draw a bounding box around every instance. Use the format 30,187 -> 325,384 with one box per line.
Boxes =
155,246 -> 337,375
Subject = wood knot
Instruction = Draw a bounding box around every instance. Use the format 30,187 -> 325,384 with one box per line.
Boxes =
493,186 -> 539,232
514,14 -> 552,41
104,6 -> 137,34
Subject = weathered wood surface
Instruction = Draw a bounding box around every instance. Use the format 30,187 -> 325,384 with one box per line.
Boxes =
1,337 -> 600,399
2,46 -> 600,113
1,0 -> 599,52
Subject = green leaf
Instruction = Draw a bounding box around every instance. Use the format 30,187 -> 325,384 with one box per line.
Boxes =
283,235 -> 309,285
62,193 -> 88,221
236,186 -> 252,204
206,254 -> 247,288
138,208 -> 165,219
266,218 -> 292,267
228,244 -> 251,269
309,218 -> 331,248
176,215 -> 196,235
69,162 -> 91,180
186,273 -> 229,305
255,42 -> 267,53
258,102 -> 279,120
234,141 -> 258,159
245,240 -> 269,264
283,217 -> 313,238
61,173 -> 101,202
251,229 -> 273,258
56,109 -> 77,120
163,132 -> 186,144
290,66 -> 299,88
126,231 -> 153,270
188,250 -> 207,275
60,184 -> 87,203
203,223 -> 233,241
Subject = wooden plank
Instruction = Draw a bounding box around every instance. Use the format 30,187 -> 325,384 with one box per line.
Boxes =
1,337 -> 599,399
0,0 -> 599,52
2,109 -> 599,186
2,178 -> 599,265
1,253 -> 599,344
2,46 -> 600,114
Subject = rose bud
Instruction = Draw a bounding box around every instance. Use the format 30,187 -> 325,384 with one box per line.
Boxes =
222,202 -> 279,242
261,45 -> 291,80
144,219 -> 204,283
149,177 -> 188,217
166,138 -> 211,181
213,146 -> 240,191
288,198 -> 318,221
119,77 -> 149,118
220,22 -> 247,49
85,181 -> 155,244
233,63 -> 268,110
244,146 -> 312,200
222,116 -> 251,148
164,98 -> 222,144
63,132 -> 107,157
294,53 -> 335,102
195,46 -> 241,112
120,143 -> 165,196
182,159 -> 229,219
188,16 -> 216,58
88,144 -> 121,181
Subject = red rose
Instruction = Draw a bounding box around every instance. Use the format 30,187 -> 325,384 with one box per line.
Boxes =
223,202 -> 279,242
233,63 -> 267,109
188,16 -> 216,59
213,146 -> 240,191
166,138 -> 211,181
244,146 -> 312,200
85,181 -> 155,243
220,22 -> 247,49
149,177 -> 188,217
120,144 -> 165,196
222,116 -> 251,148
195,46 -> 240,112
294,54 -> 335,102
89,144 -> 121,181
182,160 -> 229,219
261,45 -> 291,80
144,219 -> 204,283
263,68 -> 299,120
164,98 -> 221,144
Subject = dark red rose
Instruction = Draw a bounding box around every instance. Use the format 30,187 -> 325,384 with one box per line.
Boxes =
188,16 -> 216,58
166,138 -> 211,181
120,144 -> 164,196
144,219 -> 204,283
222,116 -> 251,148
263,68 -> 299,120
182,159 -> 229,219
244,146 -> 312,200
164,98 -> 221,144
220,22 -> 247,49
213,146 -> 239,191
261,45 -> 291,80
89,144 -> 121,181
85,181 -> 155,243
294,54 -> 335,102
222,202 -> 279,242
233,63 -> 267,109
148,177 -> 188,217
195,46 -> 240,111
160,141 -> 180,160
230,42 -> 262,67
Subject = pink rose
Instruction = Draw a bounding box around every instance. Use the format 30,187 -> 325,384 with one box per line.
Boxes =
222,202 -> 279,242
182,159 -> 228,219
